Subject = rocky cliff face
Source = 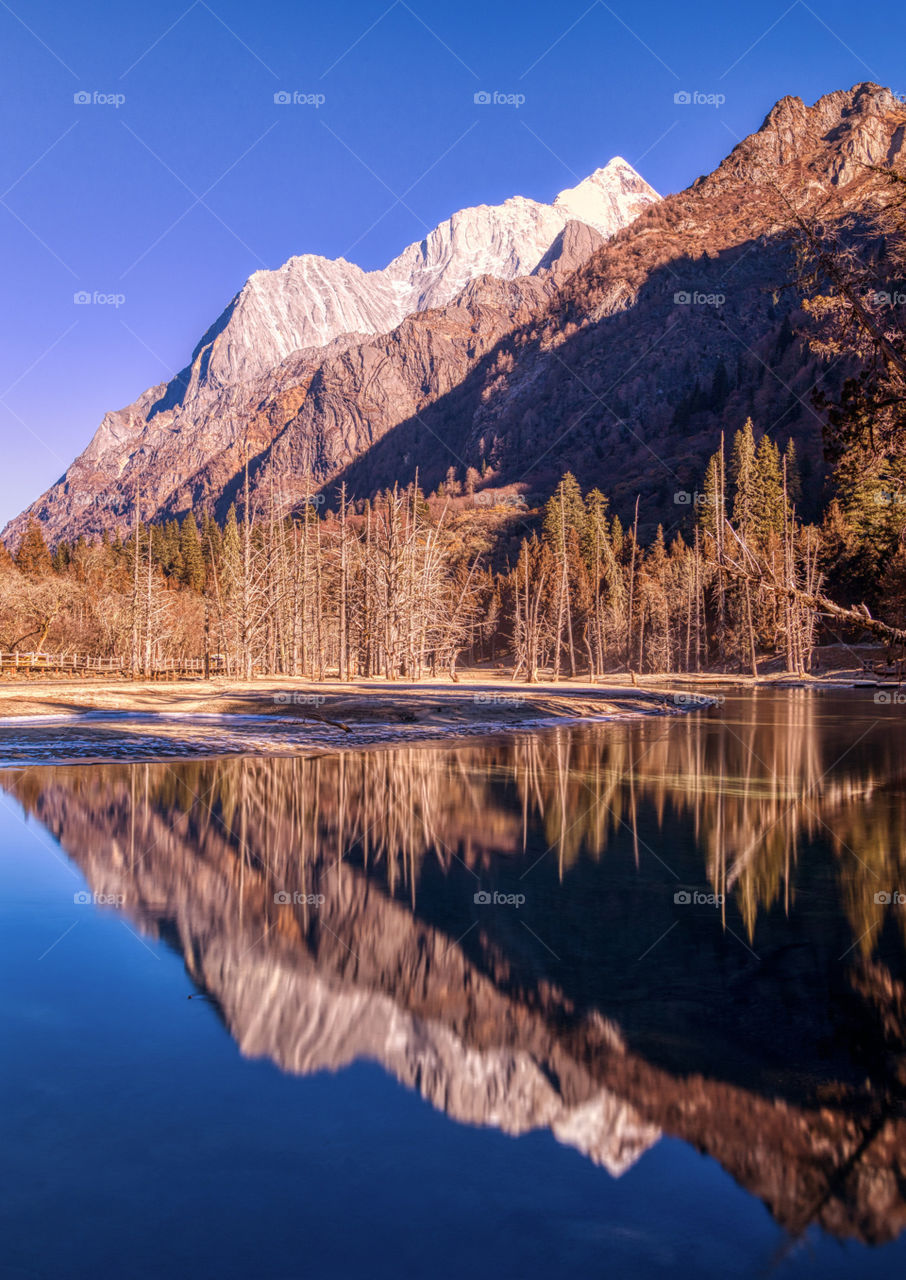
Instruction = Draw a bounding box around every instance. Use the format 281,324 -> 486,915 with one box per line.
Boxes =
330,82 -> 906,527
2,160 -> 656,546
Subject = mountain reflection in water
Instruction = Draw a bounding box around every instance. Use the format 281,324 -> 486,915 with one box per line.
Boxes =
4,689 -> 906,1246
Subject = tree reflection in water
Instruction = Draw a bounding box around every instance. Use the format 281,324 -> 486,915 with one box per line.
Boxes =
4,690 -> 906,1244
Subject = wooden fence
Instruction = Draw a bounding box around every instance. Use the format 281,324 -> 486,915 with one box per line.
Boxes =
0,652 -> 218,677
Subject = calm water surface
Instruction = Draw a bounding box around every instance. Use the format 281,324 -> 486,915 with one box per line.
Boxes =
2,689 -> 906,1279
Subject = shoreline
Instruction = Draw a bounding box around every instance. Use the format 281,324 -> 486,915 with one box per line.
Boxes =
0,676 -> 690,767
0,673 -> 890,768
0,667 -> 893,714
0,674 -> 683,722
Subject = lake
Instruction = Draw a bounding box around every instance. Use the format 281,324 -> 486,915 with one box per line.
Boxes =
2,688 -> 905,1278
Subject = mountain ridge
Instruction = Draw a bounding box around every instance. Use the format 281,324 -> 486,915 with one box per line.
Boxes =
325,81 -> 906,527
6,84 -> 905,548
2,158 -> 657,547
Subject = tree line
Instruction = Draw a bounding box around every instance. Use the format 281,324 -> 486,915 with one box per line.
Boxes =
2,147 -> 904,681
0,420 -> 896,680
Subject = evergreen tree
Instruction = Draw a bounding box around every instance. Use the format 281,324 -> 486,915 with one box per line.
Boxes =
542,473 -> 587,554
610,514 -> 624,560
202,511 -> 223,569
699,450 -> 723,540
221,505 -> 242,591
178,513 -> 205,591
581,488 -> 610,571
15,519 -> 53,577
156,519 -> 181,575
783,439 -> 802,507
730,419 -> 757,536
751,434 -> 784,543
52,540 -> 71,573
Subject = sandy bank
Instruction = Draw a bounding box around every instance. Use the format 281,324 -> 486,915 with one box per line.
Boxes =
0,675 -> 682,736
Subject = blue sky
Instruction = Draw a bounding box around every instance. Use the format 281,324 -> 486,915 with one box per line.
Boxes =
1,0 -> 904,528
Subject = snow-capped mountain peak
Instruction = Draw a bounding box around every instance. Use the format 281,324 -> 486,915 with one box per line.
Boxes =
553,157 -> 658,235
190,157 -> 660,390
3,155 -> 659,546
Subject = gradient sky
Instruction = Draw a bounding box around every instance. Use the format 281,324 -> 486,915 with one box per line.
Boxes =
1,0 -> 904,528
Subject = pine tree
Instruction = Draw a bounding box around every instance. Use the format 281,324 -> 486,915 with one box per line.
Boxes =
159,519 -> 181,575
203,512 -> 223,569
223,505 -> 241,566
51,540 -> 71,573
178,513 -> 205,591
610,514 -> 624,560
752,434 -> 784,544
582,489 -> 609,569
542,473 -> 586,553
699,451 -> 723,540
783,439 -> 802,507
543,474 -> 587,679
730,419 -> 757,536
15,520 -> 53,577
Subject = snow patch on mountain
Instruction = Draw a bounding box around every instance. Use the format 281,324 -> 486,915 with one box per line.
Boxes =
3,155 -> 659,545
195,156 -> 659,390
553,157 -> 658,234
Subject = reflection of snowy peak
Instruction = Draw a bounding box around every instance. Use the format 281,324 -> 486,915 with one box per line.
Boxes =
213,947 -> 660,1178
26,762 -> 662,1178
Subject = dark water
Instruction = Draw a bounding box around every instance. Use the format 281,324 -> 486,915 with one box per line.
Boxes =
2,688 -> 906,1279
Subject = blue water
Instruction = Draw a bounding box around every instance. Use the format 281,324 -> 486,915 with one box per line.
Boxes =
3,695 -> 906,1278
